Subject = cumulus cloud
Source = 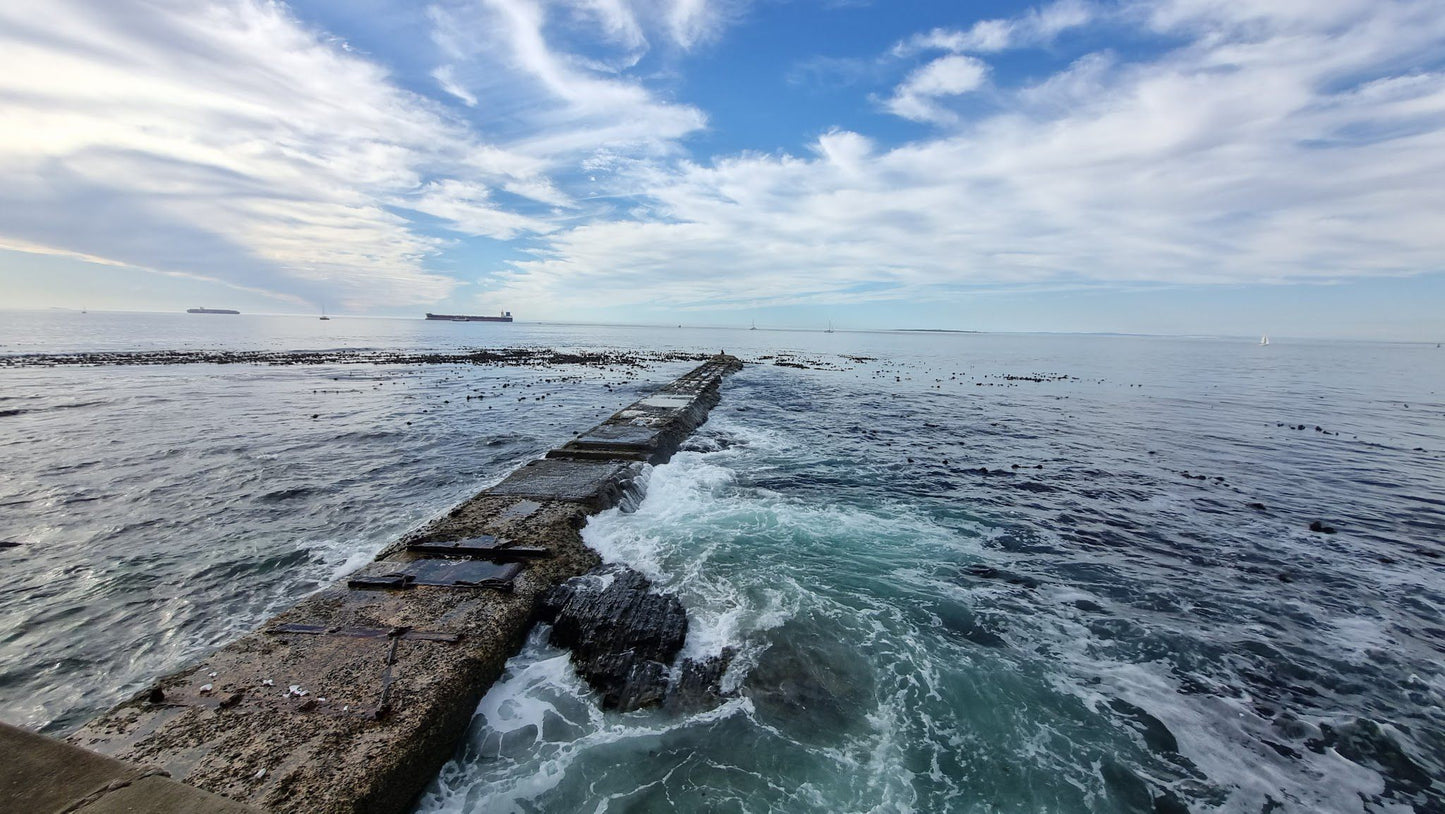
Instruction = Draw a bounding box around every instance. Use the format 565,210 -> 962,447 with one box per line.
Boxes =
490,0 -> 1445,314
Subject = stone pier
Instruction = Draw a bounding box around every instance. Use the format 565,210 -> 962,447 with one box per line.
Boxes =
4,354 -> 741,814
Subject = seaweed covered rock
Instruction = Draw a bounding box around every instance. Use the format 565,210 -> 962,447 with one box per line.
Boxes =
538,564 -> 688,711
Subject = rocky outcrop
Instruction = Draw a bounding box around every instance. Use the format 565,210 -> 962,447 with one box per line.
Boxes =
539,565 -> 739,713
664,648 -> 737,714
538,565 -> 688,711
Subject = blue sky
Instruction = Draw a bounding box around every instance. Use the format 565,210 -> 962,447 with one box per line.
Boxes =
1,0 -> 1443,339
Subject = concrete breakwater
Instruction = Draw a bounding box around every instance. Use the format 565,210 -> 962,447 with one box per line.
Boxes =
14,354 -> 741,813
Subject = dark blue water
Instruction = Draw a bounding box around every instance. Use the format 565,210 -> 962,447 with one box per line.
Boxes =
1,312 -> 1442,813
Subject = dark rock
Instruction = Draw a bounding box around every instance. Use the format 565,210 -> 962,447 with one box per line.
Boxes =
1247,502 -> 1267,512
1308,520 -> 1337,534
664,647 -> 737,714
744,626 -> 875,740
538,564 -> 688,711
961,563 -> 1040,589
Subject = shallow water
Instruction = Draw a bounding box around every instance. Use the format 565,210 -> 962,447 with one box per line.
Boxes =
1,313 -> 1443,812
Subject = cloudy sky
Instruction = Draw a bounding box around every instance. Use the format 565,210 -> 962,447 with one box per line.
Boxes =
1,0 -> 1443,337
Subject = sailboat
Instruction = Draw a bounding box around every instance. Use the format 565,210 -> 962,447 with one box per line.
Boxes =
320,303 -> 330,321
750,320 -> 757,331
825,321 -> 834,334
1259,335 -> 1269,346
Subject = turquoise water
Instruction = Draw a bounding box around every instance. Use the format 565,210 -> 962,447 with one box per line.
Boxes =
1,312 -> 1442,812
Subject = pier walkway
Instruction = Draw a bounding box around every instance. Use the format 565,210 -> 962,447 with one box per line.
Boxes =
4,354 -> 742,814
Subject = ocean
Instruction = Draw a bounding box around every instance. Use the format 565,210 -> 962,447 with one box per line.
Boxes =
1,311 -> 1441,813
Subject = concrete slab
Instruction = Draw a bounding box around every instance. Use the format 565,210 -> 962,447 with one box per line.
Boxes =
0,721 -> 258,814
76,775 -> 258,813
484,458 -> 642,508
2,719 -> 133,813
637,394 -> 698,409
575,423 -> 664,446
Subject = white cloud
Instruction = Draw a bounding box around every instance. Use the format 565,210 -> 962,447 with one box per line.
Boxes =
884,55 -> 990,123
895,0 -> 1094,56
433,65 -> 479,106
425,0 -> 708,162
4,0 -> 1443,321
402,180 -> 554,239
489,0 -> 1445,315
0,0 -> 555,309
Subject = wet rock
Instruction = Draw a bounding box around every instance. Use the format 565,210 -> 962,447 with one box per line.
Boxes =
961,563 -> 1040,589
538,564 -> 688,711
744,626 -> 875,740
664,647 -> 738,714
1308,520 -> 1337,534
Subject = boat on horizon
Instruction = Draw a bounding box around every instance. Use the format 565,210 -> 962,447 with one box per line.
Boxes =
425,311 -> 512,323
1260,334 -> 1269,346
187,307 -> 240,315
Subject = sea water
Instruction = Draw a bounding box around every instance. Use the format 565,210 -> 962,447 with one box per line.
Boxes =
1,312 -> 1441,813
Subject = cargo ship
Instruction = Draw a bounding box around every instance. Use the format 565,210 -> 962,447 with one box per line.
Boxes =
425,311 -> 513,323
186,307 -> 240,315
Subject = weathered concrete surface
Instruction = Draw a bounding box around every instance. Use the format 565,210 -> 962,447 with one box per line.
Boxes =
56,353 -> 741,814
0,720 -> 259,813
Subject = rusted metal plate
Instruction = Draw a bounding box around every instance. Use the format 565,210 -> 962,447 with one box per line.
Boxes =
347,559 -> 523,591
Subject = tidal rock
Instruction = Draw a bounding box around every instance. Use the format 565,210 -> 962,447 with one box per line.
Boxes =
743,627 -> 875,740
664,647 -> 737,714
538,564 -> 687,711
1308,520 -> 1337,534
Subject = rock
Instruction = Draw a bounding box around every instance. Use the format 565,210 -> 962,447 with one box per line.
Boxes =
538,564 -> 688,711
743,626 -> 875,740
961,563 -> 1039,589
664,647 -> 738,714
1308,520 -> 1337,534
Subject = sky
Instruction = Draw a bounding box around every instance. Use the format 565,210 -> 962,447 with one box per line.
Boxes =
1,0 -> 1443,339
